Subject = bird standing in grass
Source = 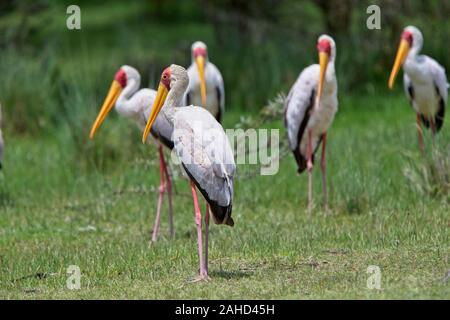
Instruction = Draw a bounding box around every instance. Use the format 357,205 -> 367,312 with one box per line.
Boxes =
284,35 -> 338,215
184,41 -> 225,123
143,64 -> 235,281
89,65 -> 175,242
388,26 -> 448,152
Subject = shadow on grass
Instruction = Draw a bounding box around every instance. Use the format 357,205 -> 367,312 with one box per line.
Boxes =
209,269 -> 253,280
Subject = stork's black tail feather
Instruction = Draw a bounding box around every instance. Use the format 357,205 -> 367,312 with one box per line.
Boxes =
435,97 -> 445,132
293,148 -> 314,174
182,164 -> 234,227
292,134 -> 324,174
209,200 -> 234,227
420,103 -> 445,132
420,114 -> 430,128
420,87 -> 446,132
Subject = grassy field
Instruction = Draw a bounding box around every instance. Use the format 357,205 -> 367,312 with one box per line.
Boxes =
0,92 -> 449,299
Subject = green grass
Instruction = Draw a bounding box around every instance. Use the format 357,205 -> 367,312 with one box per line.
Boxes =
0,93 -> 449,299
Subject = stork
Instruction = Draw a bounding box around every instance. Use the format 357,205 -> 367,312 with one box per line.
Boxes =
142,64 -> 235,280
388,26 -> 448,152
89,65 -> 175,242
284,35 -> 338,214
184,41 -> 225,123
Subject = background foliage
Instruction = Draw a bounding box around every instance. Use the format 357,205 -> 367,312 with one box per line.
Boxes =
0,0 -> 449,135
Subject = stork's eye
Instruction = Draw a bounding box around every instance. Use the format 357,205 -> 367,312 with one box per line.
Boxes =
161,69 -> 171,90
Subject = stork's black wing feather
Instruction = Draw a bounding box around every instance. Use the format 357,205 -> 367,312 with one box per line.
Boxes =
293,89 -> 315,174
215,86 -> 222,123
186,91 -> 191,106
182,164 -> 233,227
435,83 -> 445,132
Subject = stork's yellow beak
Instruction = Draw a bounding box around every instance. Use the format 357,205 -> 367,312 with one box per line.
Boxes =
89,80 -> 122,139
388,39 -> 410,89
142,83 -> 168,144
316,51 -> 329,106
195,55 -> 207,106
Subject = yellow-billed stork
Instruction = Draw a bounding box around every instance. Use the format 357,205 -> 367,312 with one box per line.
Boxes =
89,65 -> 175,242
142,64 -> 235,280
284,35 -> 338,214
388,26 -> 448,152
184,41 -> 225,123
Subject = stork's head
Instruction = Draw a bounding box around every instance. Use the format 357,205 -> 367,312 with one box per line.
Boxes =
191,41 -> 208,105
142,64 -> 188,143
89,65 -> 140,139
316,35 -> 336,103
388,26 -> 423,89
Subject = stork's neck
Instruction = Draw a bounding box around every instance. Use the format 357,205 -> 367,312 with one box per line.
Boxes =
324,60 -> 337,92
115,79 -> 140,117
404,48 -> 424,79
411,42 -> 422,58
161,83 -> 186,124
405,40 -> 422,66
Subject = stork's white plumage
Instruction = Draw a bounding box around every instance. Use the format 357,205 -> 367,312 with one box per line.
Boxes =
184,41 -> 225,122
89,65 -> 175,242
143,64 -> 235,280
389,26 -> 448,151
284,35 -> 338,214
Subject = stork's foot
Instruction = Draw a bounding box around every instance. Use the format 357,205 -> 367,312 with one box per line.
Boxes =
323,204 -> 330,215
307,199 -> 315,216
189,274 -> 210,283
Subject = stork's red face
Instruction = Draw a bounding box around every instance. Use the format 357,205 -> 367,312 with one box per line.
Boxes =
193,47 -> 207,58
401,30 -> 413,47
89,68 -> 126,139
317,39 -> 332,55
142,67 -> 171,143
114,69 -> 127,88
161,67 -> 171,90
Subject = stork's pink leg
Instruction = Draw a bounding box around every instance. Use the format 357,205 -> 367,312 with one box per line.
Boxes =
190,180 -> 207,280
204,204 -> 210,276
320,132 -> 328,212
416,113 -> 425,154
160,145 -> 174,238
307,130 -> 313,217
151,146 -> 166,242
